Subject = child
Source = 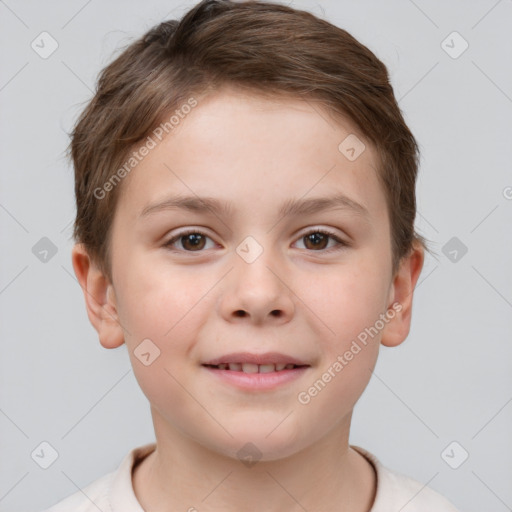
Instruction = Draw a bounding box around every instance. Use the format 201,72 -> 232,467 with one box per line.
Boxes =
44,0 -> 460,510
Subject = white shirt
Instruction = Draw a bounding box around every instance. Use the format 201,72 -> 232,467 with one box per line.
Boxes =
42,443 -> 460,511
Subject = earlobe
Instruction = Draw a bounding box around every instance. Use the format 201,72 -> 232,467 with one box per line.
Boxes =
71,243 -> 125,349
380,242 -> 425,348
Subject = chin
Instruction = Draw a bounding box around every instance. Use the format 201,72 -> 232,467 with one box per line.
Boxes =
206,423 -> 311,464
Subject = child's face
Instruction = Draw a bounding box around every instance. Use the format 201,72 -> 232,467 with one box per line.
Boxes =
76,87 -> 422,461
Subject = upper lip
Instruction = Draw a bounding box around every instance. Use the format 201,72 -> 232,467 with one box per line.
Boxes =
202,352 -> 310,366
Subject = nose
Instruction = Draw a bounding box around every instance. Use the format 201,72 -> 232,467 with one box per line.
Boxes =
218,243 -> 295,325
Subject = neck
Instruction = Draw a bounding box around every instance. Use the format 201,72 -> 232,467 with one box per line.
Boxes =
133,408 -> 376,512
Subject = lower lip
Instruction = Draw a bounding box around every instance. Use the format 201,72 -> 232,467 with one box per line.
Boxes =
202,366 -> 309,391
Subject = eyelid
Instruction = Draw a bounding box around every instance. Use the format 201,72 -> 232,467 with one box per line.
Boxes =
294,226 -> 349,251
296,226 -> 344,239
164,227 -> 217,252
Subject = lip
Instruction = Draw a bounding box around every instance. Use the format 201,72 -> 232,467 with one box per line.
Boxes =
202,351 -> 309,366
201,352 -> 311,391
202,365 -> 309,391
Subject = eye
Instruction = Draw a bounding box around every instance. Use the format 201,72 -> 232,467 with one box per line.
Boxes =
164,227 -> 348,253
294,228 -> 348,252
164,229 -> 216,252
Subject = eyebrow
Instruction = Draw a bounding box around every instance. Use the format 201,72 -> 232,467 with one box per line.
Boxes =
139,193 -> 370,220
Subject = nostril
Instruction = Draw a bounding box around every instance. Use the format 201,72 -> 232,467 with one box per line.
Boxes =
233,310 -> 281,318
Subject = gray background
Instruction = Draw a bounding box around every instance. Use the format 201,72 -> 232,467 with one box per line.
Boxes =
1,0 -> 511,510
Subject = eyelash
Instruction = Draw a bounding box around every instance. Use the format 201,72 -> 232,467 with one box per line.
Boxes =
163,228 -> 349,253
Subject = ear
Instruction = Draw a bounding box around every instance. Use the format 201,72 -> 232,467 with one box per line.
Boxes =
71,243 -> 125,349
381,242 -> 425,348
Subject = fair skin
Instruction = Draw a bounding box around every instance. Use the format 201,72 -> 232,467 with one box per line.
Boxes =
72,86 -> 424,512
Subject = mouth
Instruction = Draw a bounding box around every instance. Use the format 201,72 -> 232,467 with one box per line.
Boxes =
202,351 -> 310,371
202,362 -> 308,373
201,352 -> 311,390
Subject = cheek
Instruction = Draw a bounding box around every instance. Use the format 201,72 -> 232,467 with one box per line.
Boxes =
305,262 -> 390,349
293,259 -> 391,416
127,352 -> 217,445
296,271 -> 385,421
115,256 -> 210,346
113,258 -> 216,401
115,262 -> 214,425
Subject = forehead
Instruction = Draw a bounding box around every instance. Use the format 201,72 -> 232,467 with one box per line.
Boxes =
115,87 -> 386,223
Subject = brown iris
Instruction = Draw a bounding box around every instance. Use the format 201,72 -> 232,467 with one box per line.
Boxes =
181,233 -> 206,251
303,232 -> 329,250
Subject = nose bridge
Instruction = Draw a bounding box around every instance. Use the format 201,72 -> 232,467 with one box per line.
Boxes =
220,234 -> 294,323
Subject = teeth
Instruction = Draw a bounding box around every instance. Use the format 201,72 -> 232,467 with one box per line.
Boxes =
241,363 -> 259,373
214,362 -> 298,372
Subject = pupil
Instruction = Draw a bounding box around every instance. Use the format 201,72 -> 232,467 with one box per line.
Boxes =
184,233 -> 204,250
307,233 -> 327,250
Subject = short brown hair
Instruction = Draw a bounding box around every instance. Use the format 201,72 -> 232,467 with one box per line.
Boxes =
68,0 -> 425,281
